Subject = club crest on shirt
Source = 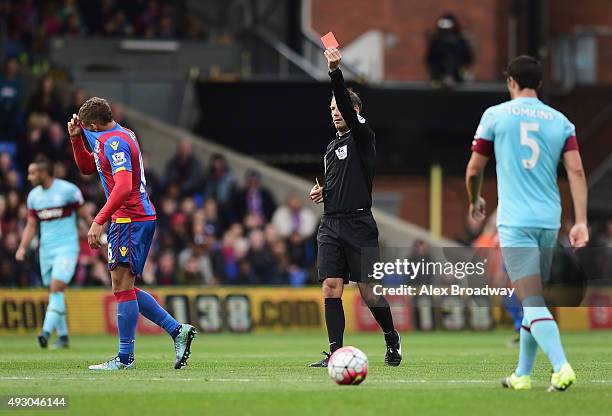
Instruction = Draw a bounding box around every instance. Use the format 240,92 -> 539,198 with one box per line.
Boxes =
110,141 -> 119,151
335,145 -> 348,160
112,151 -> 127,166
94,141 -> 100,153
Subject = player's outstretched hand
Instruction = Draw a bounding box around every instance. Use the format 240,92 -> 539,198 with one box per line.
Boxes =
569,222 -> 589,249
88,221 -> 103,249
310,184 -> 324,204
67,113 -> 82,138
15,246 -> 26,261
324,47 -> 342,72
469,196 -> 486,222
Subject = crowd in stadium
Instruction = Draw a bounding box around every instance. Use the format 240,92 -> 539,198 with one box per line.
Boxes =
2,0 -> 208,52
0,68 -> 319,287
0,48 -> 320,287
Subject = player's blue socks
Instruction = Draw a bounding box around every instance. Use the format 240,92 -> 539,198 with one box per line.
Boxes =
54,291 -> 69,337
55,314 -> 69,337
515,317 -> 537,376
42,291 -> 66,336
522,296 -> 567,373
115,289 -> 139,365
135,287 -> 182,339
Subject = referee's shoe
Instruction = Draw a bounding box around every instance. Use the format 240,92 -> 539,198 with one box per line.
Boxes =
309,351 -> 331,367
384,331 -> 402,367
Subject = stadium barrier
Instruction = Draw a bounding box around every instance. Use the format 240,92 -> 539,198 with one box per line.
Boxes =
1,287 -> 610,335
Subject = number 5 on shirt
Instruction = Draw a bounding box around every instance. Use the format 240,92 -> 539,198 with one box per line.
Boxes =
520,122 -> 540,169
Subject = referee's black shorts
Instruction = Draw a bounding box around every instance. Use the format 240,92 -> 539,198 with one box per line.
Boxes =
317,211 -> 380,284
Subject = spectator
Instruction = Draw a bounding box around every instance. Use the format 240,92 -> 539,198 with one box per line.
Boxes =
205,153 -> 236,209
183,15 -> 209,40
202,199 -> 222,237
246,228 -> 277,284
0,58 -> 24,140
137,0 -> 161,37
233,169 -> 276,223
103,10 -> 132,38
0,151 -> 18,193
111,103 -> 133,131
25,75 -> 62,128
61,8 -> 84,37
142,151 -> 162,197
39,2 -> 62,39
272,192 -> 317,239
63,86 -> 88,123
593,220 -> 612,279
177,233 -> 224,285
155,250 -> 176,285
425,13 -> 473,86
158,15 -> 177,39
221,225 -> 250,284
0,195 -> 7,242
177,252 -> 205,285
0,231 -> 29,286
407,239 -> 437,286
17,127 -> 47,169
168,211 -> 190,254
53,160 -> 68,179
45,122 -> 70,162
164,137 -> 204,198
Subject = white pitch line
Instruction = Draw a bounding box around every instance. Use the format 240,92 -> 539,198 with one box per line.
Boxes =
1,376 -> 611,384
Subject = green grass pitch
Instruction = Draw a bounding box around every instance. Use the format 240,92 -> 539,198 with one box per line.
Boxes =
1,331 -> 611,416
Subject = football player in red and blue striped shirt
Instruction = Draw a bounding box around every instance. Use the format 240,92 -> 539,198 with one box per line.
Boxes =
68,97 -> 197,370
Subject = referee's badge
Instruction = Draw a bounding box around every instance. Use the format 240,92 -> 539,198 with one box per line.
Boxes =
335,145 -> 348,160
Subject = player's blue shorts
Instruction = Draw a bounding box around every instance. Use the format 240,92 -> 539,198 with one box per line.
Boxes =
40,249 -> 78,286
107,220 -> 155,277
498,226 -> 558,283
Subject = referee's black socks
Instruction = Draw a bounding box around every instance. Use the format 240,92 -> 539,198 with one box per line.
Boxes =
324,298 -> 345,353
367,297 -> 398,344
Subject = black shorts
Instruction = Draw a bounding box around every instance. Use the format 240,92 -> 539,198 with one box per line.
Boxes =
317,213 -> 380,283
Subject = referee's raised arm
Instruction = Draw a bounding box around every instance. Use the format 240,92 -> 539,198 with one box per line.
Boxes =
324,48 -> 371,142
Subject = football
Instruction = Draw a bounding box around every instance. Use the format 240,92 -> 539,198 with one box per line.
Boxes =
327,346 -> 368,385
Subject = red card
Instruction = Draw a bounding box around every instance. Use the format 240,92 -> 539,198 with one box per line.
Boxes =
321,32 -> 339,49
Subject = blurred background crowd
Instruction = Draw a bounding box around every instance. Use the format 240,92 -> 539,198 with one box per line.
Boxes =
2,0 -> 209,56
0,62 -> 319,286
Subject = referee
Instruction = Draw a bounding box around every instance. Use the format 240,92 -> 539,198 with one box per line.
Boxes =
308,47 -> 401,367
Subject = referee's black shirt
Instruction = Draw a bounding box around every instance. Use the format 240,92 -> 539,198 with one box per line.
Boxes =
323,68 -> 376,217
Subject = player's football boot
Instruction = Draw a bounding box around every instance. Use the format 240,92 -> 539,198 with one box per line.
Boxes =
51,336 -> 69,350
501,373 -> 532,390
88,356 -> 135,371
547,363 -> 576,392
309,351 -> 331,367
384,331 -> 402,367
506,334 -> 520,348
37,331 -> 49,349
174,323 -> 197,369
